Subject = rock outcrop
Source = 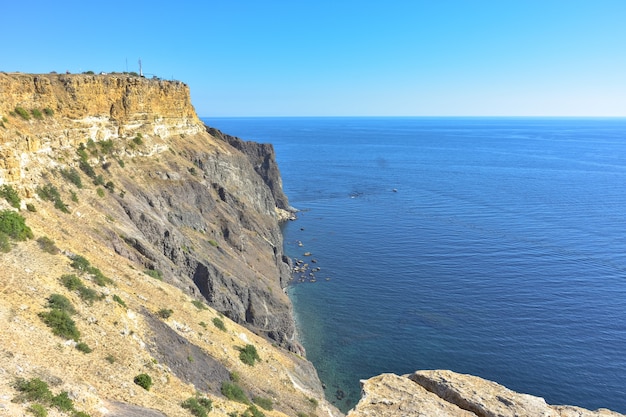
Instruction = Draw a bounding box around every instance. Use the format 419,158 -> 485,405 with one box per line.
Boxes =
348,370 -> 624,417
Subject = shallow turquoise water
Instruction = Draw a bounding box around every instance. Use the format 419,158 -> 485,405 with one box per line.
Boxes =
205,117 -> 626,413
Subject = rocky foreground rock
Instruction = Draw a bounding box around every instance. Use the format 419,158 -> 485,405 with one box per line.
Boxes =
348,370 -> 624,417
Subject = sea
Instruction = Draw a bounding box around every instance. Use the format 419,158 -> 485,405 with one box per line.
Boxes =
204,117 -> 626,414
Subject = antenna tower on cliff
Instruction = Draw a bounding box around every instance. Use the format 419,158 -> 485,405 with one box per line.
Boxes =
138,59 -> 143,77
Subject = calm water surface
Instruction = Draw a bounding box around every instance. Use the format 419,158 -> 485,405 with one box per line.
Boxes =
204,117 -> 626,413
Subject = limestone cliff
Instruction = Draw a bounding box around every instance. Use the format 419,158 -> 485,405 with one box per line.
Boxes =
0,72 -> 340,417
0,71 -> 298,351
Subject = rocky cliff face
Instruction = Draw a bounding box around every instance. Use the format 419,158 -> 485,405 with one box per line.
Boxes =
1,72 -> 341,417
0,71 -> 300,351
348,370 -> 624,417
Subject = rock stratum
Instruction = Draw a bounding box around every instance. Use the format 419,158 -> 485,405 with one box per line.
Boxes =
0,72 -> 622,417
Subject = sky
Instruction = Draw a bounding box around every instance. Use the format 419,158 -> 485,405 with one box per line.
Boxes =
2,1 -> 625,117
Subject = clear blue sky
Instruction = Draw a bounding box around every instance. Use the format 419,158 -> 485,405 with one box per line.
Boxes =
2,1 -> 625,117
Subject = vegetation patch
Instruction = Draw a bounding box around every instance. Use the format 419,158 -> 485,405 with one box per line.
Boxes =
39,308 -> 80,341
181,396 -> 213,417
212,317 -> 226,332
47,294 -> 76,315
191,300 -> 208,310
43,107 -> 54,116
36,184 -> 69,213
75,342 -> 93,353
221,381 -> 249,404
238,344 -> 261,366
37,236 -> 60,254
0,184 -> 21,208
14,378 -> 90,417
15,106 -> 30,120
70,255 -> 113,286
0,210 -> 33,240
31,109 -> 43,120
50,391 -> 74,411
28,403 -> 48,417
60,274 -> 83,290
157,308 -> 173,319
60,167 -> 83,188
112,294 -> 127,307
144,268 -> 163,280
14,378 -> 52,402
133,373 -> 153,390
252,396 -> 273,411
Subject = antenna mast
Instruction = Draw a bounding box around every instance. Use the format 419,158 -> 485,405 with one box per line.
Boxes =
138,59 -> 143,77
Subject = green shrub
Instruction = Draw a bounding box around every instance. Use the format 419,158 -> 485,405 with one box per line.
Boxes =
31,109 -> 43,120
112,294 -> 127,307
90,267 -> 113,286
212,317 -> 226,332
221,381 -> 248,404
230,371 -> 240,383
77,146 -> 89,162
191,300 -> 208,310
71,191 -> 78,203
105,355 -> 116,364
99,140 -> 114,154
36,184 -> 68,213
26,203 -> 37,212
208,239 -> 219,247
181,397 -> 212,417
0,184 -> 21,208
28,403 -> 48,417
72,412 -> 91,417
39,308 -> 80,341
60,274 -> 83,290
252,396 -> 273,411
133,373 -> 152,390
0,210 -> 33,240
70,255 -> 91,272
243,405 -> 265,417
77,286 -> 102,304
37,236 -> 59,254
79,159 -> 96,178
43,107 -> 54,116
133,134 -> 143,145
117,158 -> 125,168
75,342 -> 92,353
96,188 -> 105,198
144,268 -> 163,280
47,294 -> 76,314
15,106 -> 30,120
157,308 -> 173,319
94,175 -> 105,186
51,391 -> 74,411
14,377 -> 52,402
308,397 -> 319,408
60,168 -> 83,188
238,344 -> 260,366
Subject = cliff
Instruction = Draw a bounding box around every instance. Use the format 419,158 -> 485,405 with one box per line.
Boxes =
0,72 -> 338,417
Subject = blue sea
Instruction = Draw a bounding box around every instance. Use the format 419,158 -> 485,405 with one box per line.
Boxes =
204,117 -> 626,414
